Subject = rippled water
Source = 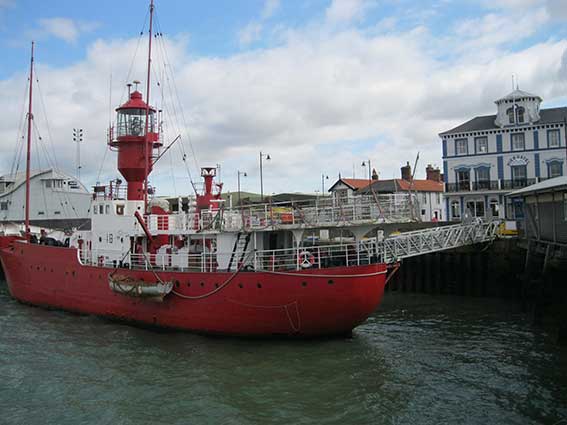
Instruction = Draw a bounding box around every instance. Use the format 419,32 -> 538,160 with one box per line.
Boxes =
1,280 -> 566,425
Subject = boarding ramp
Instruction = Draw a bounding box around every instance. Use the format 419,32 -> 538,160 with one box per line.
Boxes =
377,220 -> 500,264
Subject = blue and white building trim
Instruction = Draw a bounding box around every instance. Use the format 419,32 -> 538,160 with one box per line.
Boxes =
439,89 -> 567,221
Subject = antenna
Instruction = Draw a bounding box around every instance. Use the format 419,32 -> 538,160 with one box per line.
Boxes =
127,83 -> 132,96
133,80 -> 140,91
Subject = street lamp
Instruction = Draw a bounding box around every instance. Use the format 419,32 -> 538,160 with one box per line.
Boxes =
237,170 -> 247,206
259,151 -> 271,202
73,128 -> 83,180
361,159 -> 372,182
321,174 -> 329,194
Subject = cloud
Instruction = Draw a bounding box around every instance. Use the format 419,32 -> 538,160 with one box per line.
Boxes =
484,0 -> 567,21
325,0 -> 371,25
32,17 -> 99,44
1,4 -> 567,194
261,0 -> 280,19
238,22 -> 263,46
237,0 -> 281,46
547,0 -> 567,21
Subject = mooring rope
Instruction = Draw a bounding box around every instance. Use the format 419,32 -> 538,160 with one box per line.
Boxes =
170,250 -> 255,300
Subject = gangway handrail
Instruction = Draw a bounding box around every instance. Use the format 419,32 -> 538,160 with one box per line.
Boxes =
377,220 -> 500,263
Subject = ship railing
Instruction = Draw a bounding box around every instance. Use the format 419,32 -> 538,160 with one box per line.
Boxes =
92,182 -> 128,200
78,240 -> 378,273
218,194 -> 416,231
253,242 -> 376,271
146,214 -> 198,233
79,249 -> 219,272
143,194 -> 416,233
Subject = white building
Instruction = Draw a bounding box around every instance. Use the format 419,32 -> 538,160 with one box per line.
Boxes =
0,169 -> 91,229
327,178 -> 373,204
440,89 -> 567,221
329,164 -> 445,222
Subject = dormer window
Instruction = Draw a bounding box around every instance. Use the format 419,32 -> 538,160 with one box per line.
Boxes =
506,107 -> 515,124
517,106 -> 525,123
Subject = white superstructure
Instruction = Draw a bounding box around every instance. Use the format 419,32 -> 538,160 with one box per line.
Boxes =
0,169 -> 91,227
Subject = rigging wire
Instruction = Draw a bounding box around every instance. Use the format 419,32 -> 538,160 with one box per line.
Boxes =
10,81 -> 30,177
149,29 -> 196,192
34,69 -> 60,171
153,12 -> 201,179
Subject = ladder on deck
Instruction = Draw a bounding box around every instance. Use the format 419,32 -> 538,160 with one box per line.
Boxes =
377,220 -> 500,264
227,232 -> 252,271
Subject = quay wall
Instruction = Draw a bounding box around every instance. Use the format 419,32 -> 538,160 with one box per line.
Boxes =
386,239 -> 524,297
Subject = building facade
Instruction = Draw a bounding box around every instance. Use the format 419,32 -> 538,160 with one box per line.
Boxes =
329,164 -> 445,222
440,89 -> 567,221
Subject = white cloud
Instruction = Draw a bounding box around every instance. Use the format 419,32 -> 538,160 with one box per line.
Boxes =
325,0 -> 371,25
238,22 -> 263,46
262,0 -> 280,19
237,0 -> 281,46
547,0 -> 567,20
34,17 -> 99,44
484,0 -> 567,21
2,5 -> 567,194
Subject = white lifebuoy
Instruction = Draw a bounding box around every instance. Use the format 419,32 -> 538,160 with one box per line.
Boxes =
298,251 -> 315,268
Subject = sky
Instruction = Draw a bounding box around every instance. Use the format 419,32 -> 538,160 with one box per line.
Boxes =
1,0 -> 567,196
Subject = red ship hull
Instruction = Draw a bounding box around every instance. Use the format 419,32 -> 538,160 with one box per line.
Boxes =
0,239 -> 387,337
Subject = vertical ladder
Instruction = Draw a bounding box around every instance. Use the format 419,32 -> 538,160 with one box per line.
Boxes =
227,232 -> 252,271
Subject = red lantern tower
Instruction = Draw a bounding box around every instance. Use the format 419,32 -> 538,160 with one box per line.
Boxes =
109,85 -> 162,203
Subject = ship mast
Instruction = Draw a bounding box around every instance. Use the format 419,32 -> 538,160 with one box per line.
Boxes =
25,41 -> 34,240
143,0 -> 154,214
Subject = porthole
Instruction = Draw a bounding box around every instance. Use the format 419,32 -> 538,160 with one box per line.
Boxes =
257,283 -> 262,289
302,281 -> 308,287
238,283 -> 243,289
328,279 -> 334,285
200,282 -> 205,287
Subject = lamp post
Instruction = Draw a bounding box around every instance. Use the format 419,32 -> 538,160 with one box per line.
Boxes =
361,159 -> 372,181
259,151 -> 271,202
73,128 -> 83,180
237,170 -> 247,206
321,174 -> 329,194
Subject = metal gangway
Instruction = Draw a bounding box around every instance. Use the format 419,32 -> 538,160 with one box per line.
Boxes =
377,220 -> 500,264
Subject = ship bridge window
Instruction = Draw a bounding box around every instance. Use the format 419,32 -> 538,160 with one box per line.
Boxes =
0,202 -> 8,211
116,204 -> 124,215
105,204 -> 110,214
116,108 -> 155,137
99,205 -> 104,215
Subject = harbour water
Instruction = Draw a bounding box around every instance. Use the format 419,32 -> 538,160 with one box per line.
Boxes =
1,280 -> 566,425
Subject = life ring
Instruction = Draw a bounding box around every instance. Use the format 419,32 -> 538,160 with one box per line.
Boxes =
298,251 -> 315,268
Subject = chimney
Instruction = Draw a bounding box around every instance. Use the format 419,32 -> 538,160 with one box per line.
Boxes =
401,162 -> 412,181
426,164 -> 442,182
